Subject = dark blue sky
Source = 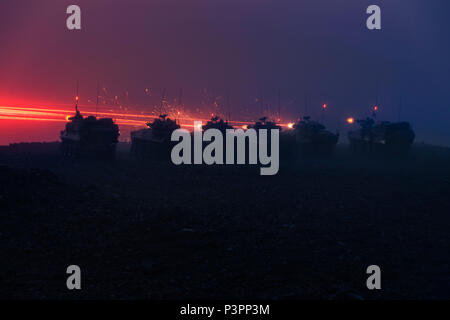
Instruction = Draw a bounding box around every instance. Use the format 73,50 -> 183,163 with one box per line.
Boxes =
1,0 -> 449,144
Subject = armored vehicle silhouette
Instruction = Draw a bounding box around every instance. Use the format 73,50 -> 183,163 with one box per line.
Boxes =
348,117 -> 415,155
60,105 -> 119,159
248,117 -> 294,158
248,117 -> 281,131
131,114 -> 180,159
202,116 -> 233,133
293,116 -> 339,157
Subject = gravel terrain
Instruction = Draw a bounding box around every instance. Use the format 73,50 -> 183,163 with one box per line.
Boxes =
0,143 -> 449,299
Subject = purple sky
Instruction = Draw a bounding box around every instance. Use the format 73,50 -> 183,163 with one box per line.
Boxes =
1,0 -> 449,144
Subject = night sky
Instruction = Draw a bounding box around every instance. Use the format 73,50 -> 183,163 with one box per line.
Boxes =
0,0 -> 449,145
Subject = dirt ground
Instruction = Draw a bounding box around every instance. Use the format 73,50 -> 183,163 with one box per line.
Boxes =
0,143 -> 449,299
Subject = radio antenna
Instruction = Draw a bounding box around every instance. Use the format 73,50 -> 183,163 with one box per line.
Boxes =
96,81 -> 100,118
75,80 -> 80,113
160,88 -> 166,115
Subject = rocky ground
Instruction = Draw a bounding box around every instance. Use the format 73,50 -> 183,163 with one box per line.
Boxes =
0,143 -> 449,299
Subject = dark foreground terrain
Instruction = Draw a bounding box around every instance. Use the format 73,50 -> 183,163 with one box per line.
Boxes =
0,142 -> 449,299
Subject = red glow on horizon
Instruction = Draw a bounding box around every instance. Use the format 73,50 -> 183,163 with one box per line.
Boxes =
0,102 -> 300,145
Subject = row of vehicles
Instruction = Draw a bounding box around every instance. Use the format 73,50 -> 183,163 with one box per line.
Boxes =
60,104 -> 415,160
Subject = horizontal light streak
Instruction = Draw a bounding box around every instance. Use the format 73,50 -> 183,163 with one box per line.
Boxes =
0,104 -> 294,130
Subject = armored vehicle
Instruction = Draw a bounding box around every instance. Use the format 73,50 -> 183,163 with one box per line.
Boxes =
293,116 -> 339,157
202,116 -> 233,133
60,105 -> 119,159
248,117 -> 281,131
348,117 -> 415,155
248,117 -> 294,158
131,114 -> 180,159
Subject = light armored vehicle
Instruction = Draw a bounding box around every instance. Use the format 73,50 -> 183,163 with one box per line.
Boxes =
60,105 -> 119,159
130,114 -> 180,159
348,117 -> 415,155
202,116 -> 233,133
293,116 -> 339,157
